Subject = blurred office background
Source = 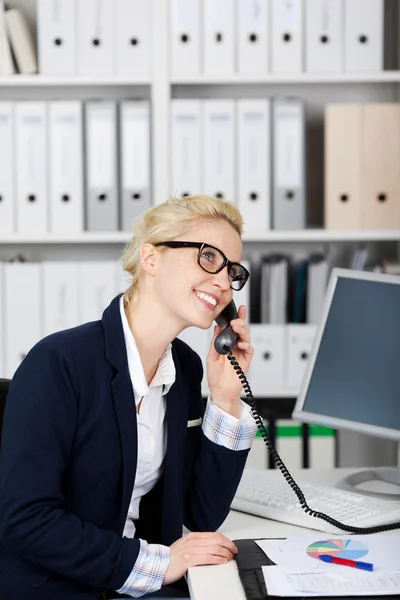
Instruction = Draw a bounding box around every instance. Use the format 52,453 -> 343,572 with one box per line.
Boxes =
0,0 -> 399,473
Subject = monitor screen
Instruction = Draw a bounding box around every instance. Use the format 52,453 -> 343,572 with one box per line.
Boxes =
293,269 -> 400,442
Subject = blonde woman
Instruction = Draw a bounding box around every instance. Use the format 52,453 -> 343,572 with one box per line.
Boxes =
0,195 -> 257,600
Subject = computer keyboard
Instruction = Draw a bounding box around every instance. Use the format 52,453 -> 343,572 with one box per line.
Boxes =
232,468 -> 400,534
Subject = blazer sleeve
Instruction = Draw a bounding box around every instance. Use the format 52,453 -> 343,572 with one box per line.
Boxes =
0,340 -> 138,591
183,351 -> 249,533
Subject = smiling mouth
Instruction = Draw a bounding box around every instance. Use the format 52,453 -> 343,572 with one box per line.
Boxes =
194,290 -> 218,310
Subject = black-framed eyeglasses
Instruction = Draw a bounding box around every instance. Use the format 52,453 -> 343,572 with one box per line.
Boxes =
154,241 -> 249,291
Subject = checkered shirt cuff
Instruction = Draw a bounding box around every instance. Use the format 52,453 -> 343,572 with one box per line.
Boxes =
202,397 -> 257,451
116,539 -> 170,597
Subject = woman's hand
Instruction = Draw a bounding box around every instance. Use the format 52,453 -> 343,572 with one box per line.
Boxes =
163,532 -> 238,586
206,304 -> 254,417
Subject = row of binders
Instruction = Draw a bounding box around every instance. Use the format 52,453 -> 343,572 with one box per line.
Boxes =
325,103 -> 400,231
172,0 -> 384,77
173,98 -> 400,233
0,0 -> 151,77
0,0 -> 385,78
0,100 -> 151,235
172,98 -> 306,232
260,254 -> 329,325
0,260 -> 130,379
257,251 -> 400,326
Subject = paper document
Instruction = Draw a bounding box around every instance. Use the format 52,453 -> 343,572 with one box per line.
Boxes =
262,565 -> 400,597
256,535 -> 400,573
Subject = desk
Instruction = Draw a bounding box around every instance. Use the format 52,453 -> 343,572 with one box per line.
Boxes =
187,467 -> 400,600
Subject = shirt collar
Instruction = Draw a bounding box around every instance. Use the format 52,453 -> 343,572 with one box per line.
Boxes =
119,296 -> 176,405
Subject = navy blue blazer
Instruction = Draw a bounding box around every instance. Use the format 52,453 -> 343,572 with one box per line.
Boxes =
0,295 -> 249,600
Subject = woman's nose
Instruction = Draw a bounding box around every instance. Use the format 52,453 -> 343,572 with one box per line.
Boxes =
211,266 -> 231,290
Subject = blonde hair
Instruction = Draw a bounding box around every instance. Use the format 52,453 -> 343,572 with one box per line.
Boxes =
122,195 -> 244,300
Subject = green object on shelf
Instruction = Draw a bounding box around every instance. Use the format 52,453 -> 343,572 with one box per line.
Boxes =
255,424 -> 335,438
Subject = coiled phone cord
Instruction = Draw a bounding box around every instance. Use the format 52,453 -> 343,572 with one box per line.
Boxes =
226,350 -> 400,534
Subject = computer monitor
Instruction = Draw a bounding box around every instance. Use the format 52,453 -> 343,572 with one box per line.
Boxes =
292,267 -> 400,500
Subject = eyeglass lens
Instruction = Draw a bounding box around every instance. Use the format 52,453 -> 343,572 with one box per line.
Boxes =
199,246 -> 246,290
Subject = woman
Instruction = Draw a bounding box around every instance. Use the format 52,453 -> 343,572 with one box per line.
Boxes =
0,195 -> 257,600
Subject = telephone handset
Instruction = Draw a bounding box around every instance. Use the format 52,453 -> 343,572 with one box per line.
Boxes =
214,300 -> 400,534
214,300 -> 238,355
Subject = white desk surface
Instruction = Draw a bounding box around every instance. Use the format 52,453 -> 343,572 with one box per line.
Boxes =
187,467 -> 400,600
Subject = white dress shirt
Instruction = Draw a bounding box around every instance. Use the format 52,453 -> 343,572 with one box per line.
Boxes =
120,296 -> 175,539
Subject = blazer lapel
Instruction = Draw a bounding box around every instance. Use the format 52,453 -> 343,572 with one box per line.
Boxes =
102,295 -> 138,533
161,346 -> 188,544
111,367 -> 138,534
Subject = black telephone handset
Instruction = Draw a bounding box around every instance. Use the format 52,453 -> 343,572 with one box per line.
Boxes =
212,300 -> 399,535
214,300 -> 238,355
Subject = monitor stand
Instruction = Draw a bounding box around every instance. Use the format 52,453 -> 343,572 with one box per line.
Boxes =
337,444 -> 400,502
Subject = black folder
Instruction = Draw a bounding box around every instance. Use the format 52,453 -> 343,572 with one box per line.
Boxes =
233,539 -> 274,600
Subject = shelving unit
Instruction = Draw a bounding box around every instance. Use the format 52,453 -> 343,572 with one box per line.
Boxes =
1,0 -> 399,321
1,0 -> 399,469
0,2 -> 399,243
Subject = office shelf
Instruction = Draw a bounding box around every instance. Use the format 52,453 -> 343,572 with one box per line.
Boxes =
171,71 -> 400,85
0,75 -> 152,87
0,232 -> 130,244
1,72 -> 399,88
242,230 -> 400,243
1,230 -> 399,245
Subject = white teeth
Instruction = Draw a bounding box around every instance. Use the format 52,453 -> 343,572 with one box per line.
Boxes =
195,291 -> 217,307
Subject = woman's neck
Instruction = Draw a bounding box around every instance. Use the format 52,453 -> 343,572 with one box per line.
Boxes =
123,293 -> 180,386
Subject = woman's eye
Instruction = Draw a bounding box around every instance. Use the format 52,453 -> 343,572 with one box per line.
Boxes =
202,252 -> 215,262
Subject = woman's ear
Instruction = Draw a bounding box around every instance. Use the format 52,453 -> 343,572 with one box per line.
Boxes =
140,243 -> 158,276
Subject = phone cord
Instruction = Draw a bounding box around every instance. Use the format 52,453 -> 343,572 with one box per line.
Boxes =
226,350 -> 400,534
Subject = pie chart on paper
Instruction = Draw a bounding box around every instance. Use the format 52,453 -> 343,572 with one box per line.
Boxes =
306,539 -> 369,561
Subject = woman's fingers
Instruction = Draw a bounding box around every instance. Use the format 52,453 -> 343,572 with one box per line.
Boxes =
164,533 -> 238,585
